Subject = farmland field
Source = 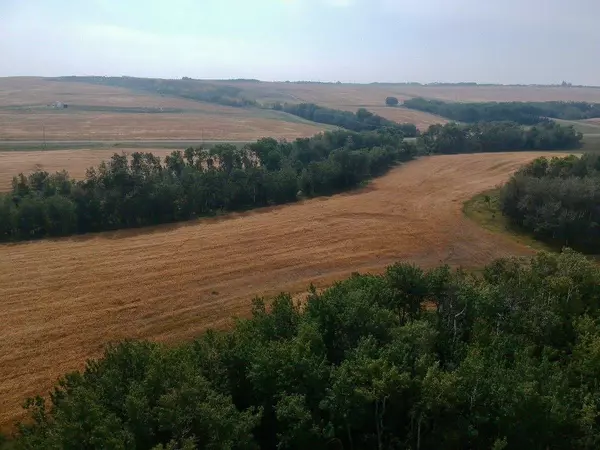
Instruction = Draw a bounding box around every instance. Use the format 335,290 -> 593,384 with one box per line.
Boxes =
0,110 -> 328,141
0,151 -> 566,430
0,148 -> 179,191
4,78 -> 600,142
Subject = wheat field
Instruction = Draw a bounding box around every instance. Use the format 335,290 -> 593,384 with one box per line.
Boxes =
0,151 -> 566,430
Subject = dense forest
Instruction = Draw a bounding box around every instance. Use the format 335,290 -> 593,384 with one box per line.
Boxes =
279,103 -> 419,137
501,154 -> 600,251
419,121 -> 582,154
0,130 -> 415,241
403,98 -> 600,124
10,250 -> 600,449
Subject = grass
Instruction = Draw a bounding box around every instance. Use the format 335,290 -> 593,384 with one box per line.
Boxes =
463,188 -> 555,252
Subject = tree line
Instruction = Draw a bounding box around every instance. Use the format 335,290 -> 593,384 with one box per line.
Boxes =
418,121 -> 582,154
10,250 -> 600,449
501,153 -> 600,251
403,97 -> 600,124
0,130 -> 415,242
276,103 -> 419,137
0,119 -> 583,242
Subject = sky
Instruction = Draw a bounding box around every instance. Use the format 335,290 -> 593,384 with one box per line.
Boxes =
1,0 -> 599,85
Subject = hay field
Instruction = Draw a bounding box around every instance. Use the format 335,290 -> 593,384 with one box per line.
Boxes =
215,80 -> 600,106
0,151 -> 564,430
0,148 -> 180,191
0,110 -> 326,141
390,85 -> 600,103
0,77 -> 209,110
367,106 -> 449,128
4,78 -> 600,140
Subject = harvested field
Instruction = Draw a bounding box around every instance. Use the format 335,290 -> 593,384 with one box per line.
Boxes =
0,77 -> 210,110
0,151 -> 563,430
3,78 -> 600,142
0,110 -> 326,141
367,106 -> 449,129
394,85 -> 600,103
0,148 -> 178,191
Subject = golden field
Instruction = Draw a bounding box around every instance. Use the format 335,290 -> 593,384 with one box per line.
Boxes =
0,148 -> 178,191
4,78 -> 600,142
0,152 -> 562,429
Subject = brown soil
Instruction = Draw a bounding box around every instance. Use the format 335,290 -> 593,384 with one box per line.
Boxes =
0,151 -> 563,430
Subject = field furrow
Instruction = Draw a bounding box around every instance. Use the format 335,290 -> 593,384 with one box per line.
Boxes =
0,152 -> 559,429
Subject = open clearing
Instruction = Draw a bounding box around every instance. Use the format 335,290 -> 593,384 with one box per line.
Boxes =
0,151 -> 567,430
0,148 -> 179,191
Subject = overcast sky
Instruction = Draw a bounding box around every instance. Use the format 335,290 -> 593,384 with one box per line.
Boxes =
1,0 -> 598,84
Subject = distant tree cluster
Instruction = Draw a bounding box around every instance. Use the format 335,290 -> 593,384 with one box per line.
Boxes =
419,121 -> 582,154
501,154 -> 600,251
385,96 -> 399,107
403,98 -> 600,124
281,103 -> 419,137
0,130 -> 415,242
12,250 -> 600,449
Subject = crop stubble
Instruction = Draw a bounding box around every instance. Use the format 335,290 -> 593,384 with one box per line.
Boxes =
0,152 -> 564,429
0,149 -> 192,192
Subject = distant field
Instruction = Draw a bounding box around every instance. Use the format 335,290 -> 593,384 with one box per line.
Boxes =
0,77 -> 208,110
0,151 -> 566,430
393,85 -> 600,103
0,148 -> 179,191
367,106 -> 449,128
0,110 -> 328,141
4,78 -> 600,142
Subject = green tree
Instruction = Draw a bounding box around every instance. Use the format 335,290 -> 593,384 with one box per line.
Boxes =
385,97 -> 399,107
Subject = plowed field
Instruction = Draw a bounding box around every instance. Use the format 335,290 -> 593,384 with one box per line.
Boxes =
0,152 -> 562,429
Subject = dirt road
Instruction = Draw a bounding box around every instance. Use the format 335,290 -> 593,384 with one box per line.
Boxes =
0,152 -> 554,429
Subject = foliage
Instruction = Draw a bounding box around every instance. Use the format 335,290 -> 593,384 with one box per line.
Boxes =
11,250 -> 600,449
0,130 -> 416,242
385,97 -> 399,107
418,121 -> 582,154
501,154 -> 600,251
404,98 -> 600,125
281,103 -> 419,137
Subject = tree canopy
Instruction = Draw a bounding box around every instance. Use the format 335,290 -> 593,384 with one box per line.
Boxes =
403,98 -> 600,125
0,130 -> 416,242
281,103 -> 419,137
11,250 -> 600,449
418,121 -> 582,154
501,153 -> 600,251
385,97 -> 399,107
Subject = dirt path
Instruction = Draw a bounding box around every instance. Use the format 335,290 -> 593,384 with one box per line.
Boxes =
0,152 -> 555,430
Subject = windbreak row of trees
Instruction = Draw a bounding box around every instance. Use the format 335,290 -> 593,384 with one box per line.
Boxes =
501,153 -> 600,251
0,130 -> 415,242
12,250 -> 600,449
404,97 -> 600,124
277,103 -> 419,137
419,121 -> 583,154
